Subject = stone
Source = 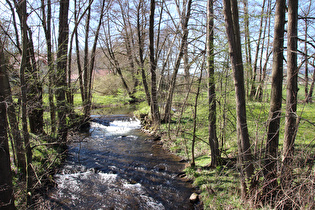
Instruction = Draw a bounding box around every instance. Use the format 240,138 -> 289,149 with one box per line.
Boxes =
189,193 -> 199,203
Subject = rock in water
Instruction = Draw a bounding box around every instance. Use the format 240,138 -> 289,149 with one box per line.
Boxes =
189,193 -> 199,203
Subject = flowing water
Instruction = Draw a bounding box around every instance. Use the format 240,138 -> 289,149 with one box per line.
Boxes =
46,114 -> 200,209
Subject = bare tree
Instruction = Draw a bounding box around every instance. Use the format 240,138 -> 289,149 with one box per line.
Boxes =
207,0 -> 220,167
263,0 -> 286,196
223,0 -> 254,199
163,0 -> 193,123
16,0 -> 34,204
136,0 -> 151,106
14,0 -> 44,135
149,0 -> 160,125
0,36 -> 15,210
56,0 -> 70,143
41,0 -> 56,135
281,0 -> 299,189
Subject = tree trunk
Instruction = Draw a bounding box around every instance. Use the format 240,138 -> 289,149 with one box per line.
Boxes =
15,0 -> 44,135
0,39 -> 15,210
263,0 -> 286,197
56,0 -> 70,143
3,62 -> 26,178
223,0 -> 254,199
83,0 -> 92,118
86,0 -> 106,116
16,1 -> 34,205
207,0 -> 220,167
282,0 -> 298,189
251,0 -> 266,101
191,59 -> 204,167
137,1 -> 151,106
41,0 -> 56,136
149,0 -> 160,125
242,0 -> 255,100
163,0 -> 192,123
26,29 -> 45,135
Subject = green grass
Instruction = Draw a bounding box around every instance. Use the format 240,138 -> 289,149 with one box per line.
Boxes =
185,156 -> 245,209
155,81 -> 315,209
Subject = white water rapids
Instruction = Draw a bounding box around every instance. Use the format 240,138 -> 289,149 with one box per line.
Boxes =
46,115 -> 198,209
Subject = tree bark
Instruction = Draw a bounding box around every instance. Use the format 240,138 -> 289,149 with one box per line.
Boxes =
16,1 -> 34,205
149,0 -> 160,125
207,0 -> 220,167
15,0 -> 44,135
41,0 -> 56,136
137,0 -> 151,106
263,0 -> 286,193
282,0 -> 298,189
2,60 -> 26,178
223,0 -> 254,198
0,38 -> 15,210
56,0 -> 70,143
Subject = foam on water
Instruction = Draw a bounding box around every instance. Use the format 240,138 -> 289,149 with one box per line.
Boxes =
90,118 -> 141,136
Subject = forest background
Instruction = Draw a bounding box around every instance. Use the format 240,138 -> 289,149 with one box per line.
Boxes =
0,0 -> 315,209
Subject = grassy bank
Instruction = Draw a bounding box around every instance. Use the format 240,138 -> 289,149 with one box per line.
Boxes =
133,88 -> 315,209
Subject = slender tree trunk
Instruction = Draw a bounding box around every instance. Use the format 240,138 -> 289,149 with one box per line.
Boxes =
304,19 -> 310,102
263,0 -> 286,197
86,0 -> 106,117
0,39 -> 15,210
149,0 -> 160,125
15,0 -> 44,135
191,59 -> 204,167
255,0 -> 272,101
119,0 -> 138,102
41,0 -> 56,136
242,0 -> 255,100
26,29 -> 44,135
137,1 -> 151,106
163,0 -> 192,123
56,0 -> 70,143
307,70 -> 315,103
223,0 -> 254,199
74,0 -> 85,103
282,0 -> 298,189
207,0 -> 220,167
17,1 -> 34,205
3,64 -> 26,178
251,0 -> 266,100
83,0 -> 92,118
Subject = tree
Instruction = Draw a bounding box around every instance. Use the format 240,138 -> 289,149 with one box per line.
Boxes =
163,0 -> 193,123
136,0 -> 151,106
14,0 -> 34,204
282,0 -> 299,189
83,0 -> 106,118
207,0 -> 220,167
41,0 -> 56,136
263,0 -> 286,195
149,0 -> 160,125
223,0 -> 254,199
14,0 -> 45,135
0,36 -> 15,210
56,0 -> 70,143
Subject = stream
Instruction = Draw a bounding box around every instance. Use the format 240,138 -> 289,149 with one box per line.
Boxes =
45,114 -> 200,209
